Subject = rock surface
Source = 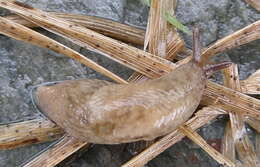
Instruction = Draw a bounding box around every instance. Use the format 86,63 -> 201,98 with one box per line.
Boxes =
0,0 -> 259,166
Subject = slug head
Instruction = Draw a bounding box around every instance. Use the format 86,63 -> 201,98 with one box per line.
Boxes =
192,27 -> 231,77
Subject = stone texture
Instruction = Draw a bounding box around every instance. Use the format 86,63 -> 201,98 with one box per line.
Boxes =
175,0 -> 260,79
0,0 -> 259,166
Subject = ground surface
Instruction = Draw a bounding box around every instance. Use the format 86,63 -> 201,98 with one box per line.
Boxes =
0,0 -> 259,166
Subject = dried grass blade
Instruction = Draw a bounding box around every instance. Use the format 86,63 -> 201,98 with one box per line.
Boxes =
179,125 -> 236,167
222,64 -> 242,91
245,0 -> 260,11
121,107 -> 223,167
0,1 -> 175,79
229,111 -> 257,167
245,117 -> 260,134
222,121 -> 236,163
221,65 -> 238,163
52,13 -> 145,45
2,6 -> 259,121
166,35 -> 184,60
241,69 -> 260,95
222,64 -> 257,166
1,2 -> 258,121
201,20 -> 260,65
23,135 -> 87,167
0,16 -> 126,84
126,0 -> 182,153
0,118 -> 64,150
144,0 -> 176,57
256,133 -> 260,162
129,0 -> 183,82
202,81 -> 260,120
5,13 -> 145,45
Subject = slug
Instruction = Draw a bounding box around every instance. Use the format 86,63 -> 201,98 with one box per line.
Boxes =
33,28 -> 230,144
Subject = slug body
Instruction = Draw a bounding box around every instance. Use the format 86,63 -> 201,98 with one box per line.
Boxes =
34,60 -> 206,144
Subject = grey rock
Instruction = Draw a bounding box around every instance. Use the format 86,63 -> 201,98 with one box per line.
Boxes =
175,0 -> 260,79
19,0 -> 126,21
123,0 -> 149,27
0,0 -> 259,167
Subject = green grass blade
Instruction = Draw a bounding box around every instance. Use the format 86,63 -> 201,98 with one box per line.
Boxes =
164,11 -> 192,35
142,0 -> 151,6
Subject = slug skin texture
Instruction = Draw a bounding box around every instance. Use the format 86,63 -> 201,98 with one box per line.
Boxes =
35,60 -> 206,144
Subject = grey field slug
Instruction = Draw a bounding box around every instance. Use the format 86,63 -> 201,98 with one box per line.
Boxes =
33,28 -> 230,144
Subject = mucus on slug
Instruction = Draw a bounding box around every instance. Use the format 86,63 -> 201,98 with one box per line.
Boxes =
32,27 -> 231,144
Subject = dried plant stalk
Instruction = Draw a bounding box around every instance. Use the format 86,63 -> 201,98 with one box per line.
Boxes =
202,81 -> 260,120
222,121 -> 236,163
222,64 -> 242,91
1,2 -> 259,119
0,1 -> 175,79
1,15 -> 259,154
23,135 -> 87,167
221,65 -> 238,163
122,107 -> 223,167
126,0 -> 179,152
0,2 -> 259,166
127,0 -> 183,154
229,111 -> 257,167
5,13 -> 145,45
128,35 -> 184,82
223,64 -> 257,166
0,16 -> 126,84
129,0 -> 183,82
166,35 -> 184,60
245,117 -> 260,134
4,9 -> 259,65
200,20 -> 260,65
179,125 -> 235,167
0,118 -> 63,150
241,69 -> 260,95
221,64 -> 238,161
256,134 -> 260,162
245,0 -> 260,11
144,0 -> 176,57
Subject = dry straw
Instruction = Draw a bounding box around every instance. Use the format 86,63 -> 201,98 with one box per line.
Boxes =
0,0 -> 259,166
